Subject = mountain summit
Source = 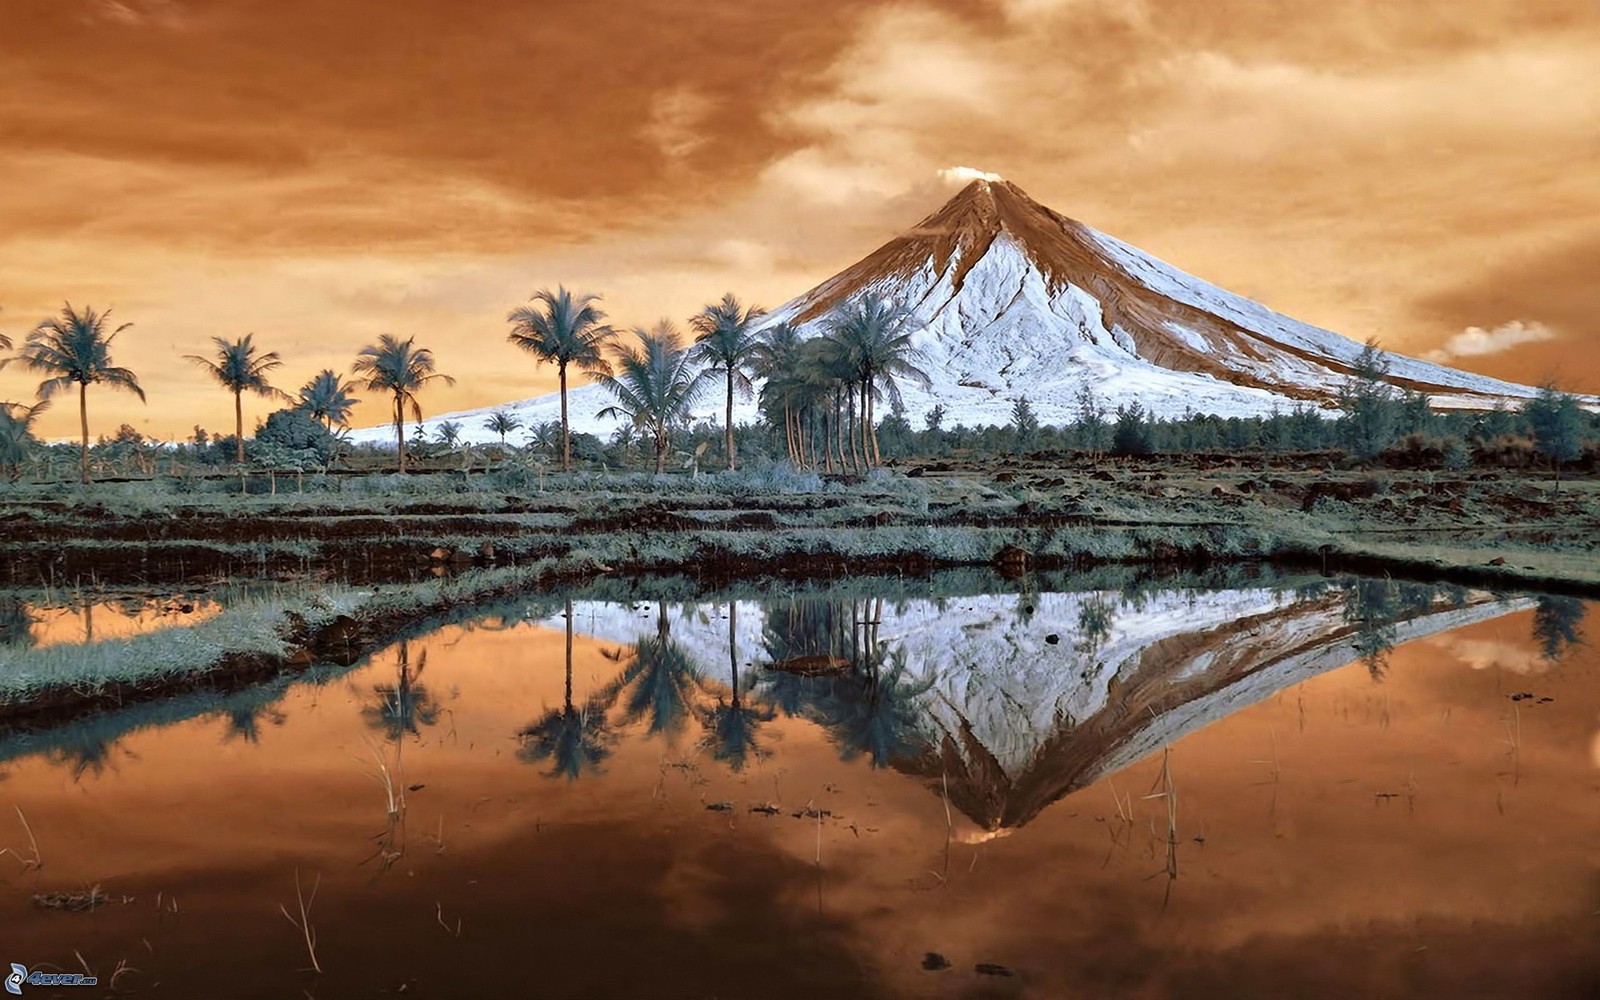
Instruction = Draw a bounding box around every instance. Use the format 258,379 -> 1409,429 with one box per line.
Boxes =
349,180 -> 1548,444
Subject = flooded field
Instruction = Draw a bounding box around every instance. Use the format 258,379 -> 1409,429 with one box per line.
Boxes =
1,572 -> 1595,999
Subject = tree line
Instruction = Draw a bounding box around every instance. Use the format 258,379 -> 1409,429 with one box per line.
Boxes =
0,287 -> 933,482
0,300 -> 1593,484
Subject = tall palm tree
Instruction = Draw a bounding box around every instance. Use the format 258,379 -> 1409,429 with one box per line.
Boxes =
596,322 -> 706,474
9,303 -> 144,483
751,322 -> 805,465
184,334 -> 291,463
689,294 -> 764,470
507,286 -> 616,472
825,295 -> 930,467
518,599 -> 616,781
484,409 -> 521,447
351,334 -> 454,473
296,369 -> 360,431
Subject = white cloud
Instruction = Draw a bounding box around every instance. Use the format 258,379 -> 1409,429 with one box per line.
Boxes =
1424,320 -> 1556,362
940,166 -> 1004,184
1423,634 -> 1550,676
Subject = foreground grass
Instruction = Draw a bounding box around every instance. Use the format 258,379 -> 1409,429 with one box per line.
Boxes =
0,461 -> 1595,594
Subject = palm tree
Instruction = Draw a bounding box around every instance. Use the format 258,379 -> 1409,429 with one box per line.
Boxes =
752,323 -> 799,465
351,334 -> 454,472
698,602 -> 775,772
825,295 -> 930,467
689,294 -> 764,470
518,599 -> 616,781
593,601 -> 706,742
296,369 -> 360,431
507,286 -> 616,472
184,334 -> 290,464
596,322 -> 706,474
9,303 -> 144,483
0,400 -> 48,482
484,409 -> 521,447
435,420 -> 462,448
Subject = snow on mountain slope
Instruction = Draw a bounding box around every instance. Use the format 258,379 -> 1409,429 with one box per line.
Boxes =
348,179 -> 1570,445
541,583 -> 1527,828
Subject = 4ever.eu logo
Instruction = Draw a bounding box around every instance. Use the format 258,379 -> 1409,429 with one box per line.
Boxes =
6,964 -> 98,994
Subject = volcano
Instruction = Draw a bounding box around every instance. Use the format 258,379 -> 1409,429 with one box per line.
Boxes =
754,178 -> 1546,427
350,179 -> 1551,444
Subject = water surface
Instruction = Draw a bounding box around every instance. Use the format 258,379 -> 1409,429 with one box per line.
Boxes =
2,573 -> 1595,999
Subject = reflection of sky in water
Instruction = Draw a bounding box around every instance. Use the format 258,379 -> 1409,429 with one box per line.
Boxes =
0,576 -> 1593,999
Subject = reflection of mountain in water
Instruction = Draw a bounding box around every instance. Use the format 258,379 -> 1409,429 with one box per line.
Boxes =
551,578 -> 1529,830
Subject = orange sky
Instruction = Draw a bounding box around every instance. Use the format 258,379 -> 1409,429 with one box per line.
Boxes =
1,0 -> 1597,439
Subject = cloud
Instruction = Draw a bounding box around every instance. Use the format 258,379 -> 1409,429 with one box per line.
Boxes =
5,0 -> 1600,438
940,166 -> 1004,184
1423,320 -> 1557,362
86,0 -> 187,28
1423,635 -> 1551,676
641,88 -> 714,161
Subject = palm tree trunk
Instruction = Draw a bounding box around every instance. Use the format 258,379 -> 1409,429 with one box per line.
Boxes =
867,390 -> 881,466
728,601 -> 740,709
559,362 -> 571,473
724,368 -> 736,471
846,390 -> 860,474
822,402 -> 835,474
78,382 -> 90,483
564,598 -> 575,712
394,392 -> 406,472
831,387 -> 843,472
859,381 -> 871,470
783,405 -> 796,465
234,388 -> 245,464
655,428 -> 667,474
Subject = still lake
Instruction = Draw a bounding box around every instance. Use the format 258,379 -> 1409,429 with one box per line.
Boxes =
2,571 -> 1596,999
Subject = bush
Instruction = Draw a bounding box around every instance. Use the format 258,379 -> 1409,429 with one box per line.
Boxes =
252,409 -> 338,465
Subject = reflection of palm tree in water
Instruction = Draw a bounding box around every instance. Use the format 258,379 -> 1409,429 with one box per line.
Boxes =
0,597 -> 36,647
760,596 -> 934,768
592,601 -> 705,742
698,602 -> 775,772
518,599 -> 616,781
1532,595 -> 1586,661
223,703 -> 287,743
1074,593 -> 1115,656
362,641 -> 441,741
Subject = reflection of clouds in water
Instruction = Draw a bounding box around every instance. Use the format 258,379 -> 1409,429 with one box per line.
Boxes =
1424,635 -> 1550,676
955,827 -> 1014,845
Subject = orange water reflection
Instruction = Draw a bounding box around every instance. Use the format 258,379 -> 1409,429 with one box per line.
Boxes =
0,590 -> 1595,999
1,593 -> 224,647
